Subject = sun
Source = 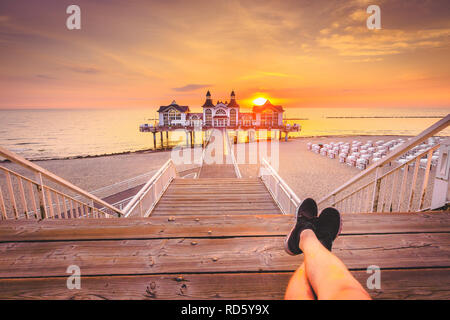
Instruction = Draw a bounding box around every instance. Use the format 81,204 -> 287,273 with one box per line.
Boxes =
253,97 -> 267,106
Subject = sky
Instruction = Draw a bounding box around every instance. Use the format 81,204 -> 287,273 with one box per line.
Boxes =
0,0 -> 449,110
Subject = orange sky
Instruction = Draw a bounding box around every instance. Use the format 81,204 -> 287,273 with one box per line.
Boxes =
0,0 -> 449,110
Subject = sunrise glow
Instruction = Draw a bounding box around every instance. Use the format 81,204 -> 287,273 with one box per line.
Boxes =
0,1 -> 448,110
253,98 -> 267,106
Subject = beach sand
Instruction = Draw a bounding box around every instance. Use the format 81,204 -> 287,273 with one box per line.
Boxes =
278,135 -> 412,201
1,135 -> 411,203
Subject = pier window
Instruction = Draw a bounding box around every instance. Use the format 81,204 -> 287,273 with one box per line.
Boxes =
168,109 -> 181,125
230,109 -> 236,126
261,111 -> 278,126
215,109 -> 226,116
205,109 -> 212,126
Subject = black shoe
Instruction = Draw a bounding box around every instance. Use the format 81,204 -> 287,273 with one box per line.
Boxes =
316,207 -> 342,251
284,198 -> 318,255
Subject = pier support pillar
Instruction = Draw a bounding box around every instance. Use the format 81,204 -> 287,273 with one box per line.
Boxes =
185,130 -> 190,148
166,131 -> 169,149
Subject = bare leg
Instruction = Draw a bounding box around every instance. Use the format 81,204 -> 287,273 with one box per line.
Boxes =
284,263 -> 316,300
300,229 -> 371,300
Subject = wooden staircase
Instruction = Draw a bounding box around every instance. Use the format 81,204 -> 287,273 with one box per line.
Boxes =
152,178 -> 282,216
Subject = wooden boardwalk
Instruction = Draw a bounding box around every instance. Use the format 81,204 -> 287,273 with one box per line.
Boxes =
0,211 -> 449,299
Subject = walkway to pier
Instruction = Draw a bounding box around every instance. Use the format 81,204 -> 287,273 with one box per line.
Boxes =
199,129 -> 236,178
0,211 -> 448,299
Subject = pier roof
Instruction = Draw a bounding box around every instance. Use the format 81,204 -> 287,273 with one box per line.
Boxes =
157,100 -> 190,113
253,99 -> 284,113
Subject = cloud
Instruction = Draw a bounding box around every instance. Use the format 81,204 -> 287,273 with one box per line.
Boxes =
317,28 -> 450,57
172,84 -> 211,92
67,66 -> 102,74
35,74 -> 57,80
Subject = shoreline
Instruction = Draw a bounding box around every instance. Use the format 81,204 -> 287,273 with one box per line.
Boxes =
1,133 -> 439,163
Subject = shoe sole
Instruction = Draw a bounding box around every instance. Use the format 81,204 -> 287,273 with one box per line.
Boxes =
319,208 -> 343,242
284,204 -> 301,256
284,198 -> 319,256
284,225 -> 298,256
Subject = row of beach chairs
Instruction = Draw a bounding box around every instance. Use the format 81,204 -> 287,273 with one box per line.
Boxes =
307,137 -> 442,170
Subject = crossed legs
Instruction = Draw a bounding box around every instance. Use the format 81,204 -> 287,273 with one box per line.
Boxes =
285,229 -> 371,300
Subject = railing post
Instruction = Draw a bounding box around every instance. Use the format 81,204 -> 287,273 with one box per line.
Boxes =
0,186 -> 7,219
371,167 -> 381,213
407,157 -> 421,212
35,172 -> 48,219
431,139 -> 450,210
5,172 -> 18,219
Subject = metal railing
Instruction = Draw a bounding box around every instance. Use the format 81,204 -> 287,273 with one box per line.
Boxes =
318,115 -> 450,213
259,158 -> 301,215
0,146 -> 124,219
226,130 -> 242,178
122,159 -> 177,217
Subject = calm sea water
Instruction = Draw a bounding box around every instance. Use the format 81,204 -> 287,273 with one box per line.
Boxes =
0,107 -> 448,160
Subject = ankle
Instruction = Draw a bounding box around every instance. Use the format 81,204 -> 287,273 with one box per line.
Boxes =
298,228 -> 315,250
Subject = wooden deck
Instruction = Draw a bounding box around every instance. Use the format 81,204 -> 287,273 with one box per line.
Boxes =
0,211 -> 449,299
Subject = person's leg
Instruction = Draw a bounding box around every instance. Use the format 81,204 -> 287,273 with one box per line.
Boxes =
284,263 -> 316,300
284,198 -> 319,300
300,229 -> 371,300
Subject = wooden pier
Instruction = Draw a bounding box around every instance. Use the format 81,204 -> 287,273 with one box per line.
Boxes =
140,125 -> 301,150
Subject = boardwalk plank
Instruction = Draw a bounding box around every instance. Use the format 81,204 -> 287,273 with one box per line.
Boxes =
0,268 -> 448,300
1,233 -> 449,278
1,213 -> 449,242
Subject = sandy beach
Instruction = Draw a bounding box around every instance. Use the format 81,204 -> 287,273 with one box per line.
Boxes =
1,135 -> 413,203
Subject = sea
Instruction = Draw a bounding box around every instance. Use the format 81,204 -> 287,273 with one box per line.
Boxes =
0,107 -> 449,160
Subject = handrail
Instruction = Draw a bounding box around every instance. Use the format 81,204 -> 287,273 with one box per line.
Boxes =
259,158 -> 301,215
318,114 -> 450,207
122,158 -> 177,217
0,146 -> 124,218
0,165 -> 111,219
226,130 -> 242,178
333,143 -> 441,212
